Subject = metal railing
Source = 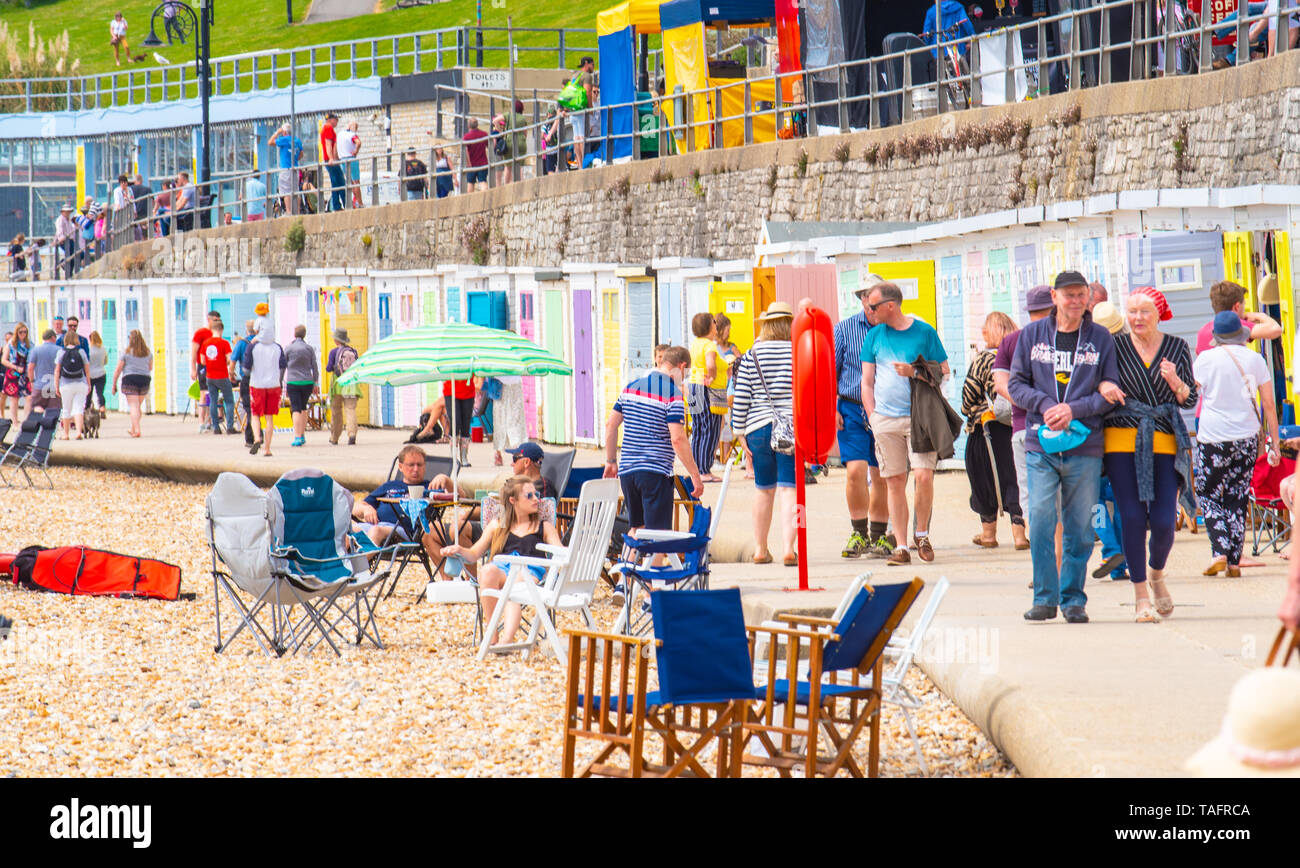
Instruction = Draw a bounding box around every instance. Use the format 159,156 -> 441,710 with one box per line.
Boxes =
53,0 -> 1298,274
0,25 -> 599,114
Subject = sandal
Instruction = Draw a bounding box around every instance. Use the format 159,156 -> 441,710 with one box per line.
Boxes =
1148,571 -> 1174,617
783,553 -> 798,567
1135,600 -> 1159,623
752,553 -> 773,565
972,534 -> 998,548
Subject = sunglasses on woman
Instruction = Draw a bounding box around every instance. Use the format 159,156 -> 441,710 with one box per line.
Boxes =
520,491 -> 538,500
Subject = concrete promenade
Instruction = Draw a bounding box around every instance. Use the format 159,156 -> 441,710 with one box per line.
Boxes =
50,413 -> 1287,776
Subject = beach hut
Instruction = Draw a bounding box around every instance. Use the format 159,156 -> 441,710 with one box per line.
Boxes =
512,267 -> 551,439
536,273 -> 573,444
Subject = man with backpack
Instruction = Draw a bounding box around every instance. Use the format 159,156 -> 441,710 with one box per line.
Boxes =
53,318 -> 91,440
326,327 -> 361,446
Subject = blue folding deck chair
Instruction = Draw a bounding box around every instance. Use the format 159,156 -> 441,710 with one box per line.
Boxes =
609,504 -> 712,637
744,577 -> 924,777
268,468 -> 399,654
561,587 -> 756,778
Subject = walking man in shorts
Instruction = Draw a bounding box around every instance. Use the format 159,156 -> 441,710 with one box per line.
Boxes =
199,320 -> 236,435
834,273 -> 893,558
603,345 -> 703,604
860,282 -> 949,566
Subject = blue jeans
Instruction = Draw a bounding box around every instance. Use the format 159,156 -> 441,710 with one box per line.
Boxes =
206,377 -> 235,432
1094,476 -> 1127,576
1026,450 -> 1102,610
326,163 -> 347,211
1215,2 -> 1268,64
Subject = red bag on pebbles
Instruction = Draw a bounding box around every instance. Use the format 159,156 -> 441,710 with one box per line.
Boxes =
1,545 -> 181,601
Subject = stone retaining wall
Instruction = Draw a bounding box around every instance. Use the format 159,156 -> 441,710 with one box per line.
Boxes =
88,55 -> 1300,279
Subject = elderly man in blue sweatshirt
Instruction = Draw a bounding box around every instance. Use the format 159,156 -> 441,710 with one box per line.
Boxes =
1009,270 -> 1121,624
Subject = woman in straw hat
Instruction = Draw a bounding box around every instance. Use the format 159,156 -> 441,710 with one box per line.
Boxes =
1099,287 -> 1198,623
731,301 -> 797,566
1192,310 -> 1280,579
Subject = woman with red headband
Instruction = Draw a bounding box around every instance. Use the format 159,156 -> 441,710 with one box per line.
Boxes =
1100,286 -> 1198,623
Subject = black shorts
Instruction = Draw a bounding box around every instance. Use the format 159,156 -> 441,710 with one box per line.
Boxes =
286,382 -> 314,412
447,393 -> 474,438
619,471 -> 675,531
196,369 -> 207,390
120,374 -> 150,397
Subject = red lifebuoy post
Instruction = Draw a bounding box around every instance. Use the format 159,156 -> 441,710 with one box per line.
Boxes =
790,306 -> 835,591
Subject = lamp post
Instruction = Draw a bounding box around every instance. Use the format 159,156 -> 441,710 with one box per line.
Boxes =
143,0 -> 215,193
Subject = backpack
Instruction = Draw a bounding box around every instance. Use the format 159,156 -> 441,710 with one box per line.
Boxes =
493,131 -> 508,157
59,346 -> 86,379
335,344 -> 358,375
557,77 -> 588,110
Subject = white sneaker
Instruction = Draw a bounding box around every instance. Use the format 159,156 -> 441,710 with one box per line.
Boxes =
611,583 -> 626,608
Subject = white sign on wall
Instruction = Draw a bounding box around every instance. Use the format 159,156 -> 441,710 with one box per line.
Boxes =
465,70 -> 512,91
895,277 -> 920,301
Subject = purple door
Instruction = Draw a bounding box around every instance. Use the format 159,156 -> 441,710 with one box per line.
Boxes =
573,289 -> 596,440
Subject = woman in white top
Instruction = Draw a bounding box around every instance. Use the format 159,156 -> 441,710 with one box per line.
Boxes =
86,330 -> 109,411
1193,311 -> 1280,577
112,329 -> 153,438
338,121 -> 362,208
110,13 -> 130,66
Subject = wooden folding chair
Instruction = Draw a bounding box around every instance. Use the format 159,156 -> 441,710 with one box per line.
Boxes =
1267,627 -> 1300,666
561,588 -> 755,778
743,578 -> 924,778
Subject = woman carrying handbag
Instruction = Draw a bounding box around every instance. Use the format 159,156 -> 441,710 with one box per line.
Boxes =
730,301 -> 797,566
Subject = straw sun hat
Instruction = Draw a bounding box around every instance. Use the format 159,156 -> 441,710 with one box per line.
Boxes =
1185,668 -> 1300,777
1090,301 -> 1124,335
756,300 -> 794,322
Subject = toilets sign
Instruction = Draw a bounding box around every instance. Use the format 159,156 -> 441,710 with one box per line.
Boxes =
465,70 -> 512,91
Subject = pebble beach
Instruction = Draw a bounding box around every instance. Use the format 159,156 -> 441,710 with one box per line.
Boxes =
0,467 -> 1015,778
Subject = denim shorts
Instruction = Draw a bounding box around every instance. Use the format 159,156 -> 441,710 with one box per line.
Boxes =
836,398 -> 878,467
466,168 -> 488,184
745,423 -> 796,490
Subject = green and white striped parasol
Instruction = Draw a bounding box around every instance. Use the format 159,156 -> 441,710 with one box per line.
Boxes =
335,323 -> 572,388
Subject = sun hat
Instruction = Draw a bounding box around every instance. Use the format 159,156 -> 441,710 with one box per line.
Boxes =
757,300 -> 795,321
333,327 -> 351,343
59,203 -> 73,212
1025,285 -> 1054,312
1185,668 -> 1300,777
1211,310 -> 1250,346
254,302 -> 270,316
1129,285 -> 1172,321
1091,301 -> 1124,335
854,273 -> 887,297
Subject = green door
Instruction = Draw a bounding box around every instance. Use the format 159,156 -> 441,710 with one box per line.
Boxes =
542,286 -> 569,443
100,295 -> 119,410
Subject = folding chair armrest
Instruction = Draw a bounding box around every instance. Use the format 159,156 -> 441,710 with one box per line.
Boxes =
494,553 -> 557,570
564,626 -> 659,648
633,529 -> 694,542
777,613 -> 839,628
536,543 -> 569,558
745,623 -> 840,642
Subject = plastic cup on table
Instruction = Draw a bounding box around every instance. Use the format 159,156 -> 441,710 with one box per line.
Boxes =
443,555 -> 463,578
408,484 -> 424,500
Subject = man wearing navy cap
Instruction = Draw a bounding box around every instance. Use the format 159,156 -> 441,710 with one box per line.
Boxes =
506,442 -> 558,500
1009,270 -> 1121,624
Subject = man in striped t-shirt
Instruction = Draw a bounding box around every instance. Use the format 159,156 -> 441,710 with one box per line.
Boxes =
603,345 -> 704,535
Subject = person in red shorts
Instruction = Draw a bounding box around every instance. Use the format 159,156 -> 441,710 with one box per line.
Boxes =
245,322 -> 286,457
443,376 -> 476,467
198,320 -> 237,435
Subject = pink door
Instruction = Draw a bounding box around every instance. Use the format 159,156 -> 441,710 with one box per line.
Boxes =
774,264 -> 840,323
519,290 -> 538,438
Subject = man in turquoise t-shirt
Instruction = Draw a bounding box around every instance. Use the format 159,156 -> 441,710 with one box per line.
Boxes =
860,281 -> 949,567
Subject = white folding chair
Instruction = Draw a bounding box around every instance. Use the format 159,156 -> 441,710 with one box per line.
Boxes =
880,576 -> 950,776
477,478 -> 620,664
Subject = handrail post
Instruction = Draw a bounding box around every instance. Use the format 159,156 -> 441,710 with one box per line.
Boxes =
414,34 -> 423,73
743,79 -> 753,146
773,71 -> 783,135
1236,3 -> 1249,66
902,48 -> 913,123
399,154 -> 407,201
559,30 -> 567,70
371,156 -> 379,206
1163,0 -> 1175,75
1278,1 -> 1290,55
534,88 -> 544,177
24,80 -> 31,113
936,35 -> 949,113
868,59 -> 879,128
713,85 -> 723,149
837,66 -> 848,133
1100,5 -> 1112,85
436,31 -> 444,69
1037,20 -> 1048,96
1069,8 -> 1081,89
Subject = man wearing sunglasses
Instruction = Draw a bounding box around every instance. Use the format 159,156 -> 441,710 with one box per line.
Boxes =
860,282 -> 949,566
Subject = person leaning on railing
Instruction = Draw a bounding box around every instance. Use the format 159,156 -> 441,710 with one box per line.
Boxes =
403,147 -> 429,200
54,204 -> 76,279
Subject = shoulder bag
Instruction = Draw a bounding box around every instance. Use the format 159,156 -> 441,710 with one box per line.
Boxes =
750,348 -> 795,455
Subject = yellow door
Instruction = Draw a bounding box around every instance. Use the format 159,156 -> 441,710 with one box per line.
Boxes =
1224,232 -> 1257,304
753,268 -> 775,321
327,288 -> 370,425
1275,231 -> 1296,406
709,282 -> 755,353
151,296 -> 167,412
601,286 -> 623,429
1042,240 -> 1066,287
866,260 -> 939,329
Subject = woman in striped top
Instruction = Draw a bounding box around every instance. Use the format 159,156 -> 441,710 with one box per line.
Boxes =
731,302 -> 796,566
961,312 -> 1026,549
1101,287 -> 1198,623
